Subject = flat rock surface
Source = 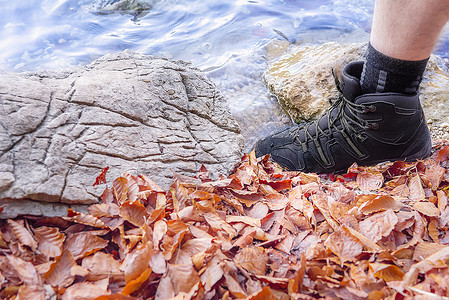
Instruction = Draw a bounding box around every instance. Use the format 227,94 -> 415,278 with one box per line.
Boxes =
265,42 -> 449,141
0,51 -> 244,212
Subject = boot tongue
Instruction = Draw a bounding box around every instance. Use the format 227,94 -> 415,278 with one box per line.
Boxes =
340,61 -> 363,101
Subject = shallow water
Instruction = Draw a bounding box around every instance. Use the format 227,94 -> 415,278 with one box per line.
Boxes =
1,0 -> 448,151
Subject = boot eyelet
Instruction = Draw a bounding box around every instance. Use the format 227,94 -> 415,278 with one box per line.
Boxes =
368,123 -> 379,130
363,105 -> 377,113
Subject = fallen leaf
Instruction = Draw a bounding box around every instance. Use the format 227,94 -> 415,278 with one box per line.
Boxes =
357,171 -> 384,191
369,263 -> 404,282
7,219 -> 37,251
63,232 -> 108,260
120,242 -> 151,283
359,209 -> 398,243
324,228 -> 363,263
358,195 -> 403,214
44,250 -> 76,288
93,166 -> 109,186
63,282 -> 110,300
82,251 -> 124,282
121,268 -> 152,296
413,201 -> 440,217
234,247 -> 268,276
65,209 -> 107,229
34,226 -> 65,258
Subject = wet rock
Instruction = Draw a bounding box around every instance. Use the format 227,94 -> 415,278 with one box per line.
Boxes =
264,42 -> 449,138
0,51 -> 243,216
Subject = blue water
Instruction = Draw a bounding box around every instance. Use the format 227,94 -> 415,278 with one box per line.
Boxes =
1,0 -> 448,150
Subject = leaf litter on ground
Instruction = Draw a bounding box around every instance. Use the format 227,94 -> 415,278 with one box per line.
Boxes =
3,142 -> 449,299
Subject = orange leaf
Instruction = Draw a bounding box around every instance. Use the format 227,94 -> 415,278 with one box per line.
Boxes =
167,264 -> 201,294
44,250 -> 76,288
413,201 -> 440,217
120,242 -> 151,283
6,255 -> 42,286
113,177 -> 129,205
34,226 -> 65,258
408,174 -> 425,201
93,166 -> 109,186
82,251 -> 124,282
203,212 -> 237,238
358,195 -> 403,214
16,285 -> 46,300
425,163 -> 445,190
369,263 -> 404,282
65,209 -> 107,229
119,201 -> 148,228
246,286 -> 277,300
234,247 -> 268,275
7,219 -> 37,251
161,220 -> 189,260
64,282 -> 110,299
88,203 -> 120,218
63,232 -> 108,260
358,209 -> 398,243
122,268 -> 152,296
356,171 -> 384,191
324,228 -> 363,263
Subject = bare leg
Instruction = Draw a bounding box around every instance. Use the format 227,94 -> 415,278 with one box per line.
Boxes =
370,0 -> 449,61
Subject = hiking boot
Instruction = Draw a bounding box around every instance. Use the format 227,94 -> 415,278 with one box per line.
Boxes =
254,61 -> 432,173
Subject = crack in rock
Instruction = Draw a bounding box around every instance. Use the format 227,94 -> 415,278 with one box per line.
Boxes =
0,51 -> 244,215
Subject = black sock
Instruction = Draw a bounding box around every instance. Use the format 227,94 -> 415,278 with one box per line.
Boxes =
360,43 -> 429,95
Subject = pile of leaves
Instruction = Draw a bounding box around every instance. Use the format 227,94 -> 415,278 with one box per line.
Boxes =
2,142 -> 449,300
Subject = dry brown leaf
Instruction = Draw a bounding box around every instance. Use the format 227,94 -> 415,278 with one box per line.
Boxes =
7,219 -> 37,251
324,228 -> 363,263
82,252 -> 123,282
88,204 -> 120,218
120,241 -> 151,283
16,285 -> 46,300
404,245 -> 449,285
6,255 -> 42,286
408,174 -> 426,201
425,162 -> 445,190
412,242 -> 449,261
121,268 -> 152,296
357,171 -> 384,191
44,250 -> 76,288
226,215 -> 261,227
113,177 -> 129,205
358,195 -> 403,214
65,209 -> 107,229
358,209 -> 398,243
34,226 -> 65,258
234,246 -> 268,276
245,286 -> 277,300
413,201 -> 440,217
369,263 -> 404,282
203,212 -> 237,238
160,220 -> 188,260
119,201 -> 148,228
62,282 -> 110,300
201,256 -> 224,292
63,232 -> 108,260
167,264 -> 201,294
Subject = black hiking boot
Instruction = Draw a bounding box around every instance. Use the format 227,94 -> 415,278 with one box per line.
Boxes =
254,61 -> 432,173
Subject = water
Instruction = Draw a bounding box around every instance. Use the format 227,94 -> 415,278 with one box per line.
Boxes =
1,0 -> 448,151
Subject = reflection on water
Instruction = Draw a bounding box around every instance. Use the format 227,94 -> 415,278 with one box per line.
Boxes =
2,0 -> 446,151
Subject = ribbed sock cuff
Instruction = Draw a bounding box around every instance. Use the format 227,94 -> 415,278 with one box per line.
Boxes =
360,43 -> 429,94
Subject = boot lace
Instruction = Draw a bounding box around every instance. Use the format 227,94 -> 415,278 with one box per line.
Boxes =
290,69 -> 376,167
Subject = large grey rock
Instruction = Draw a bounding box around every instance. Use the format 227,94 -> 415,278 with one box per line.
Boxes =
0,51 -> 244,212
